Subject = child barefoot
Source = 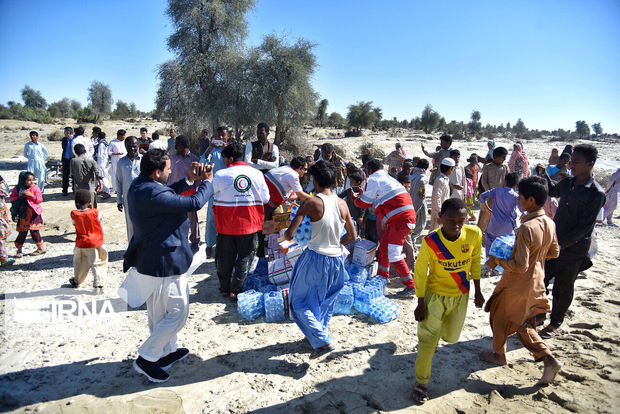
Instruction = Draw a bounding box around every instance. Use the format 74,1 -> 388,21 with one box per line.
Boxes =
70,189 -> 108,294
10,171 -> 45,257
481,176 -> 562,385
0,176 -> 15,266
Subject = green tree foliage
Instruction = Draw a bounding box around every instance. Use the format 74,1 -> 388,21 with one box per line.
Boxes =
513,118 -> 527,137
47,98 -> 75,118
254,34 -> 318,145
21,85 -> 47,109
575,120 -> 590,139
74,106 -> 97,123
316,99 -> 328,126
469,109 -> 481,134
372,106 -> 382,128
157,0 -> 254,141
0,102 -> 53,123
111,100 -> 140,120
346,101 -> 377,134
88,81 -> 113,122
592,122 -> 603,136
419,104 -> 440,133
327,112 -> 346,128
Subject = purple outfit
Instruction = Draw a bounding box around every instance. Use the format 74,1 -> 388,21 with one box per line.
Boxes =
480,187 -> 519,255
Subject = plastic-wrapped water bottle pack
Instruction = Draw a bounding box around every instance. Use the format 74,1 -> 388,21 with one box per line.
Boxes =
353,284 -> 384,314
489,233 -> 516,274
264,291 -> 286,322
489,233 -> 515,260
333,284 -> 354,315
365,275 -> 387,294
368,296 -> 399,323
237,290 -> 265,321
290,205 -> 312,246
346,263 -> 368,285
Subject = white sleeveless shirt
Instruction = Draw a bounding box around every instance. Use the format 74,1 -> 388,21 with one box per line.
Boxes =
308,193 -> 345,257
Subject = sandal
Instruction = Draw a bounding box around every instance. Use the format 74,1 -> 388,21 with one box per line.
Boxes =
30,249 -> 46,256
310,344 -> 335,359
413,383 -> 429,403
15,251 -> 23,259
539,325 -> 563,339
69,278 -> 79,288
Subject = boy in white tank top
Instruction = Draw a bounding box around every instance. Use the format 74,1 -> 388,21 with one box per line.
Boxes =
283,160 -> 357,359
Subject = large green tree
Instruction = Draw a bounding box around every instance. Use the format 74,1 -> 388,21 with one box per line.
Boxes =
575,120 -> 590,139
88,81 -> 113,122
21,85 -> 47,109
346,101 -> 377,134
159,0 -> 254,138
254,34 -> 317,145
469,109 -> 481,134
419,104 -> 440,133
592,122 -> 603,136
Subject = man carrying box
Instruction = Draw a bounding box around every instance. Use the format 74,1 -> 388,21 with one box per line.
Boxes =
353,159 -> 417,296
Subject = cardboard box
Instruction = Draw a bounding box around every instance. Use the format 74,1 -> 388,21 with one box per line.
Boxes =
268,257 -> 292,285
352,239 -> 377,266
285,244 -> 304,267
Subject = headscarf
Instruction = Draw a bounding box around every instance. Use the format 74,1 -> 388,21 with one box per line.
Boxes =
10,171 -> 29,221
508,143 -> 529,177
485,140 -> 496,160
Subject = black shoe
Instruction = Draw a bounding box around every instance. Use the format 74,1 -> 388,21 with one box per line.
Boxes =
205,246 -> 213,258
396,287 -> 415,297
133,356 -> 170,383
157,348 -> 190,370
191,243 -> 199,252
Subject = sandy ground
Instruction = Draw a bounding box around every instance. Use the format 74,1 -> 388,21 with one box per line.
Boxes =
0,119 -> 619,413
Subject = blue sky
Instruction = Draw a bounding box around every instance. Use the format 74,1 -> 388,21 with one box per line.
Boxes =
1,0 -> 619,132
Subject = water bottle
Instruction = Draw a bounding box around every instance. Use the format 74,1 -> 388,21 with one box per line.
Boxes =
333,284 -> 354,315
368,296 -> 399,323
346,263 -> 368,285
237,290 -> 265,321
264,291 -> 285,322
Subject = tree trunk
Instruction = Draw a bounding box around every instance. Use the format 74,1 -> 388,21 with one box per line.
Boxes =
274,108 -> 285,146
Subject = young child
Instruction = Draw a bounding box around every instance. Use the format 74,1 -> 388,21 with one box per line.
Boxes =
0,176 -> 14,266
409,158 -> 429,240
464,154 -> 480,221
481,176 -> 562,385
10,171 -> 45,257
429,158 -> 455,231
478,147 -> 509,233
479,172 -> 520,276
391,172 -> 416,279
412,198 -> 484,403
69,189 -> 107,294
284,160 -> 356,359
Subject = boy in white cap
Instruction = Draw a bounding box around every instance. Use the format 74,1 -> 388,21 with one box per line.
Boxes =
430,157 -> 455,231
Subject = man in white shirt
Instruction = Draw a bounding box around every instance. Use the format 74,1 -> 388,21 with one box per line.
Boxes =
108,129 -> 127,193
244,122 -> 279,172
430,158 -> 455,231
449,149 -> 467,200
71,126 -> 94,158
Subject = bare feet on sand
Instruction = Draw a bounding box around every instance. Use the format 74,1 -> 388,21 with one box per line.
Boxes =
538,356 -> 562,385
479,351 -> 507,365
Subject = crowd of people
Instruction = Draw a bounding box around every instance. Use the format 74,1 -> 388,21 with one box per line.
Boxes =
0,124 -> 618,404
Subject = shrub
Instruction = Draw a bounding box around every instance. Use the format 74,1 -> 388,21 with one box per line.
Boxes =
358,141 -> 385,161
47,129 -> 64,141
0,103 -> 53,123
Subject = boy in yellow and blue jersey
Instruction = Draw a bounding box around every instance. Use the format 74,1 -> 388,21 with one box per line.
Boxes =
412,198 -> 485,403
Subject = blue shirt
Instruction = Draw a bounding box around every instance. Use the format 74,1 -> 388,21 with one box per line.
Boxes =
63,137 -> 74,159
200,147 -> 226,173
480,187 -> 520,237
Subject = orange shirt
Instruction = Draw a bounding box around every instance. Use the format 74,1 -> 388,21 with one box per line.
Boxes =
71,209 -> 104,248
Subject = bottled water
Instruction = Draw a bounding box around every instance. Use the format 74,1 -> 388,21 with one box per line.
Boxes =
489,233 -> 515,260
259,284 -> 276,294
365,275 -> 387,294
291,205 -> 312,246
353,284 -> 383,314
346,263 -> 368,285
237,290 -> 265,321
264,291 -> 286,322
333,284 -> 354,315
368,296 -> 399,323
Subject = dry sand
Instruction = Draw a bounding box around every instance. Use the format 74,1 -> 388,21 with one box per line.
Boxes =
0,119 -> 619,413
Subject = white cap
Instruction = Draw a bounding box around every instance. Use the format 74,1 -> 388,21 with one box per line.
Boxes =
441,157 -> 456,167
